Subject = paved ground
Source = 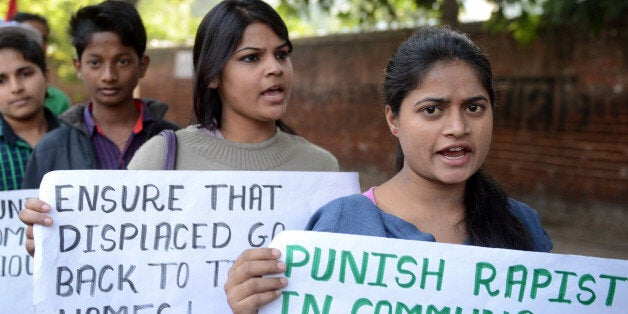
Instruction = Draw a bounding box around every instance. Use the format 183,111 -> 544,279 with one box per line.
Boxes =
544,225 -> 628,260
516,195 -> 627,261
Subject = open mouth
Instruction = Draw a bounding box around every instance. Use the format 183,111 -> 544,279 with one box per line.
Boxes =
261,85 -> 285,102
262,86 -> 283,96
438,147 -> 468,159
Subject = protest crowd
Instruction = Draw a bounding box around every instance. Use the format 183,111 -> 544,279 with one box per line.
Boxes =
1,0 -> 626,313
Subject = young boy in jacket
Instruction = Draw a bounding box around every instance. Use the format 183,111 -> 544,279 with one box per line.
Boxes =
22,1 -> 179,189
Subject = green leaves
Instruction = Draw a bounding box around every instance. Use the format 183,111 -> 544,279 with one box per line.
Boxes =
485,0 -> 627,46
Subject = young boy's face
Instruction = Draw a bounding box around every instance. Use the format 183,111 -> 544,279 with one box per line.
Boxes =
74,31 -> 149,109
0,48 -> 48,123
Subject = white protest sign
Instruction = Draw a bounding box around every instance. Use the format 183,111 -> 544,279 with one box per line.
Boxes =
33,170 -> 360,313
261,230 -> 628,314
0,189 -> 38,314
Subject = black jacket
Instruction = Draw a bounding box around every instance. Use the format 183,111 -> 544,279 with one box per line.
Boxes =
22,99 -> 180,189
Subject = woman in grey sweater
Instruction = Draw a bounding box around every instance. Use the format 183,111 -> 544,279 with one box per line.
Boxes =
127,0 -> 338,172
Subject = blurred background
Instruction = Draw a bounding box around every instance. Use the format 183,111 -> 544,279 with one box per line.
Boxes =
5,0 -> 627,259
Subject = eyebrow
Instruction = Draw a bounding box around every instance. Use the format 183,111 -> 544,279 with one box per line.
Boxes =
464,95 -> 490,104
84,51 -> 133,59
233,42 -> 290,55
0,65 -> 37,78
416,97 -> 445,105
415,95 -> 489,105
17,65 -> 36,72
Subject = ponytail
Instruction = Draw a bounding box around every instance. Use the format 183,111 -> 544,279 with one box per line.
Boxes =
464,171 -> 534,250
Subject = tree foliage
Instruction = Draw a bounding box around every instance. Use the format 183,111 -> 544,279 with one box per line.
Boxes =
277,0 -> 628,43
4,0 -> 626,81
486,0 -> 628,45
276,0 -> 450,33
5,0 -> 96,80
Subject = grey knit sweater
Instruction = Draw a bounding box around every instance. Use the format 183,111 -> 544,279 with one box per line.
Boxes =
127,125 -> 339,171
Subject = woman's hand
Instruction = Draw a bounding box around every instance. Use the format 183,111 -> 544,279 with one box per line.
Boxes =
18,198 -> 53,257
225,248 -> 288,314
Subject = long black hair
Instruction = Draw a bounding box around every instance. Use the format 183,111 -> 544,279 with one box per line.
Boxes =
384,26 -> 533,250
192,0 -> 296,134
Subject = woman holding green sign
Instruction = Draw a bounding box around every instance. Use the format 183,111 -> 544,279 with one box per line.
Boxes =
224,26 -> 553,313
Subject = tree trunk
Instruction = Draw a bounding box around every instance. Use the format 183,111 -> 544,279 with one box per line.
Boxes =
442,0 -> 459,28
